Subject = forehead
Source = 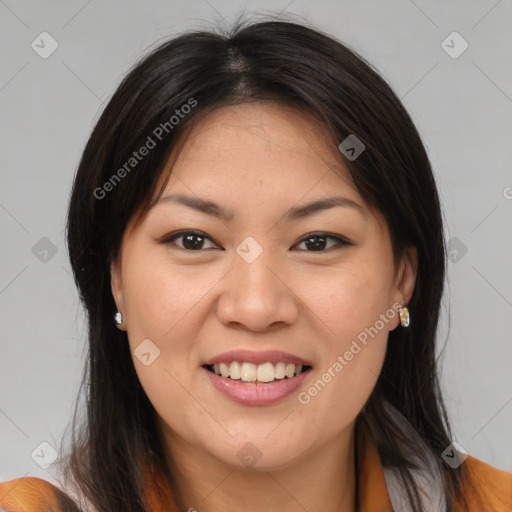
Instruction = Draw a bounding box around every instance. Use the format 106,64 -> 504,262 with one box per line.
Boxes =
182,102 -> 335,155
127,101 -> 386,239
157,101 -> 357,197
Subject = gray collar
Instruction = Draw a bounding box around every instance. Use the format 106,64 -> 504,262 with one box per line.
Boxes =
380,403 -> 447,511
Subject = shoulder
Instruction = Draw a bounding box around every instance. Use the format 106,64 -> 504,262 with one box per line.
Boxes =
458,455 -> 512,511
0,476 -> 64,512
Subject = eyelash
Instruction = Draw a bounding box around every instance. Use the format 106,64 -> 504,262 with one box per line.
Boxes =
159,230 -> 352,253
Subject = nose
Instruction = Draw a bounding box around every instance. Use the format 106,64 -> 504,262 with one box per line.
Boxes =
216,250 -> 300,332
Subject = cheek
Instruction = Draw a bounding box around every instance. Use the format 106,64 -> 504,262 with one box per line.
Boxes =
121,247 -> 213,343
133,359 -> 210,457
120,246 -> 227,425
295,327 -> 388,442
309,260 -> 392,344
121,255 -> 204,437
295,263 -> 391,429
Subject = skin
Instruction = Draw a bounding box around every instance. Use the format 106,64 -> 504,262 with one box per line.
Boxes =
111,102 -> 418,512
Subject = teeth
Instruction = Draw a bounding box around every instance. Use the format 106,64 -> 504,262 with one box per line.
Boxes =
220,362 -> 230,378
229,361 -> 241,380
210,361 -> 308,382
275,362 -> 286,379
285,363 -> 295,378
257,362 -> 275,382
240,362 -> 257,382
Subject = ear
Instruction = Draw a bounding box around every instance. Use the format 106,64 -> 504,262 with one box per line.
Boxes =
110,257 -> 126,331
393,245 -> 418,311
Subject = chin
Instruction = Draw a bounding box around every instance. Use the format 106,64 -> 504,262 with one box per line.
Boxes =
203,434 -> 307,472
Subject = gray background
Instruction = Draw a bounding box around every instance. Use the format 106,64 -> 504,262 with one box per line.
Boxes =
1,0 -> 511,485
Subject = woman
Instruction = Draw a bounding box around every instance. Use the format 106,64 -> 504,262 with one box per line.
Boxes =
1,17 -> 510,512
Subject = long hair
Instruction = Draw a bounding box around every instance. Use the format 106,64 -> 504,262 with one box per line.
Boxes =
59,15 -> 472,511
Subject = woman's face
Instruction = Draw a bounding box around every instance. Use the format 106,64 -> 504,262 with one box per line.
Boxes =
111,102 -> 417,471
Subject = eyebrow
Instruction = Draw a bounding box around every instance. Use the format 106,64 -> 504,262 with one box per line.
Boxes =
155,193 -> 366,222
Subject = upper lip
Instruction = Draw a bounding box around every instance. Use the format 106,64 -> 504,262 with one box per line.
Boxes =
203,349 -> 313,367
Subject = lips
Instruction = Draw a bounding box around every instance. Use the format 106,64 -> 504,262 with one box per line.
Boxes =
201,350 -> 313,405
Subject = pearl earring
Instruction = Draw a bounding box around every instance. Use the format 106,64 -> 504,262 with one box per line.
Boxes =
114,311 -> 123,325
399,306 -> 410,327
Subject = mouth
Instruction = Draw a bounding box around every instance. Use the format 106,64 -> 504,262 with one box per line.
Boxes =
202,361 -> 313,384
201,350 -> 314,404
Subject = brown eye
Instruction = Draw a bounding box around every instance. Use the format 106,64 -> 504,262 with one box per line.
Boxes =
161,231 -> 219,251
294,233 -> 352,252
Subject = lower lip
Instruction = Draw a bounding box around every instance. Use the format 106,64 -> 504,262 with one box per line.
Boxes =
203,367 -> 311,406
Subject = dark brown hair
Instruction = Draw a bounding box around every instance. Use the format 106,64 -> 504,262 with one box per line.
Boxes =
59,15 -> 473,511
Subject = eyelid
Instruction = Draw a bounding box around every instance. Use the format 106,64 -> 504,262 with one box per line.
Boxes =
159,230 -> 353,252
294,231 -> 353,250
159,230 -> 222,250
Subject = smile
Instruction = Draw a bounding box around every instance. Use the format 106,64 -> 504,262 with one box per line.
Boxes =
205,361 -> 311,383
201,349 -> 313,405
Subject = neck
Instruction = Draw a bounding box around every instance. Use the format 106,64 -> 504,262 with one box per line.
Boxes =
159,422 -> 357,512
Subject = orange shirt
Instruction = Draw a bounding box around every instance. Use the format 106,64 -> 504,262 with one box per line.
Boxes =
1,433 -> 511,511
